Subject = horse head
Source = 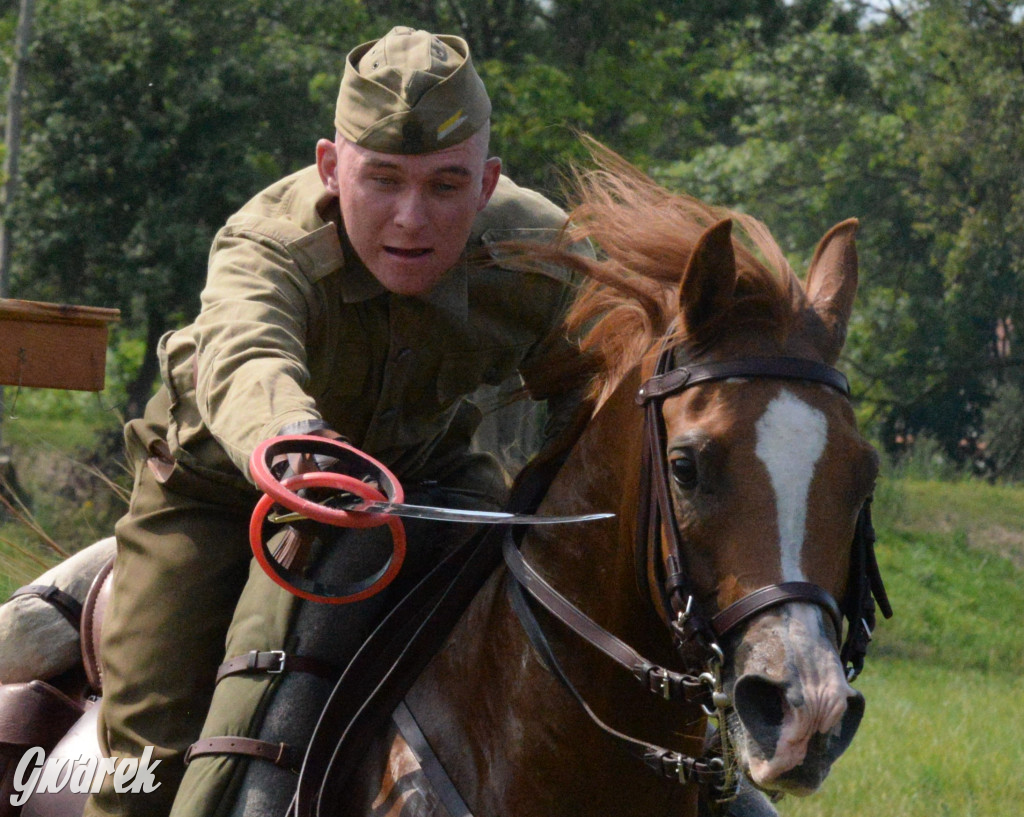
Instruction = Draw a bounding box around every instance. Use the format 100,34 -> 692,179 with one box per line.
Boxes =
659,217 -> 878,796
527,145 -> 887,804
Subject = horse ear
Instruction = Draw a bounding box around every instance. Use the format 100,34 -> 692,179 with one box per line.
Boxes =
804,218 -> 859,363
679,218 -> 737,336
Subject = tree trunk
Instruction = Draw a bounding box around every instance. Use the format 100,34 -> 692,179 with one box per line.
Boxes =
124,310 -> 167,420
0,0 -> 37,451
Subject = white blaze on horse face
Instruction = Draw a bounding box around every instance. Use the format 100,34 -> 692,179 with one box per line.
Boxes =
754,390 -> 828,581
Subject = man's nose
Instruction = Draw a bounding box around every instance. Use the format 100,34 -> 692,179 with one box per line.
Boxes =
393,189 -> 429,230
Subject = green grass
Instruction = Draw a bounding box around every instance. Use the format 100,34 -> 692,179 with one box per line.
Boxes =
1,386 -> 127,597
784,476 -> 1024,816
786,660 -> 1024,817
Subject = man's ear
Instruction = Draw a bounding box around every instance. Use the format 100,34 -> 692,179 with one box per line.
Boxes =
478,156 -> 502,211
316,138 -> 340,195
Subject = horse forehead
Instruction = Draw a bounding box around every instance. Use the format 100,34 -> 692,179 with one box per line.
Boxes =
754,388 -> 831,581
754,388 -> 830,457
670,379 -> 840,433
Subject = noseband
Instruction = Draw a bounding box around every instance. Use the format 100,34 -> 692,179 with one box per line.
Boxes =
504,346 -> 891,808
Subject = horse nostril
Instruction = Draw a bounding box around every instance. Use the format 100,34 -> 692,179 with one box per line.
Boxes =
733,674 -> 787,755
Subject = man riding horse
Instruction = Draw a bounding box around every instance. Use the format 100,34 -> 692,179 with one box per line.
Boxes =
87,27 -> 587,817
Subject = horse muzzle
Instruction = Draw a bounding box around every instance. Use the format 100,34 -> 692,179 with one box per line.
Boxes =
726,601 -> 865,794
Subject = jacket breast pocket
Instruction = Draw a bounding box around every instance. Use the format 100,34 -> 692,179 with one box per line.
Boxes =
436,345 -> 529,408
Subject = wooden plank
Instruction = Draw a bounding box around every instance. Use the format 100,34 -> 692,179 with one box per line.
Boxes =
0,299 -> 121,391
0,298 -> 121,327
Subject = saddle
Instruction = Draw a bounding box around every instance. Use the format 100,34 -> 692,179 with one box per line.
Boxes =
0,547 -> 114,817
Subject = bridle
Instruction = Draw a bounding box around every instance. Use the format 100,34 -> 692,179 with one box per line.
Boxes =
504,345 -> 892,809
635,347 -> 891,675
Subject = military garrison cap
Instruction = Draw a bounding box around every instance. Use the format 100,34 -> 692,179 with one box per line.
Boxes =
335,26 -> 491,154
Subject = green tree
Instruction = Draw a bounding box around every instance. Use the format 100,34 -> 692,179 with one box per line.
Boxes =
2,0 -> 855,421
660,0 -> 1024,464
357,0 -> 824,186
5,0 -> 369,416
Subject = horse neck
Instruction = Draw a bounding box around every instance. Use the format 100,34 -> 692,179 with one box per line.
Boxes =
405,362 -> 703,816
522,365 -> 656,649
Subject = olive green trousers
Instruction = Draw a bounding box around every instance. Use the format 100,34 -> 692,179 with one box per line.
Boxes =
84,461 -> 255,816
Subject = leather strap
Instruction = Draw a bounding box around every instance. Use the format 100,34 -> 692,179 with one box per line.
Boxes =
7,584 -> 84,630
293,453 -> 572,817
393,701 -> 473,817
503,531 -> 704,703
216,650 -> 338,684
636,357 -> 850,405
504,575 -> 724,788
81,555 -> 115,694
711,581 -> 843,640
184,737 -> 302,774
293,522 -> 502,817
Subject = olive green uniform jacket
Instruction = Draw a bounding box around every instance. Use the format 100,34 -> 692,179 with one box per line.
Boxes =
89,166 -> 581,817
154,165 -> 576,489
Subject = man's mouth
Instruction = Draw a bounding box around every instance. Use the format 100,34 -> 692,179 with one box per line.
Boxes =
385,246 -> 433,258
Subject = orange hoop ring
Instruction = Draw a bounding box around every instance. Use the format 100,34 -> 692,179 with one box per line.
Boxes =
248,437 -> 407,604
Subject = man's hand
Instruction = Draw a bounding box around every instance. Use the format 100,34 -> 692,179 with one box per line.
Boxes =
270,426 -> 346,480
268,427 -> 346,570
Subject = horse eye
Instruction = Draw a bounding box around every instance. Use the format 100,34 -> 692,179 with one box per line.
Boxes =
670,451 -> 699,488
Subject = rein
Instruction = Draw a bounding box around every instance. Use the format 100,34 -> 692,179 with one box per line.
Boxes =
504,348 -> 892,809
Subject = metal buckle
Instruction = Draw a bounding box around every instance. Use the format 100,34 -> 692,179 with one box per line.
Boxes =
660,751 -> 691,784
670,596 -> 695,641
648,667 -> 674,700
266,650 -> 287,674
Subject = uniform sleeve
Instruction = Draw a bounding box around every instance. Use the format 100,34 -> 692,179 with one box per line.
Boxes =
191,225 -> 325,477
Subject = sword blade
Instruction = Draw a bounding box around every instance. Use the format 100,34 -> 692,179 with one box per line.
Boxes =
268,500 -> 613,526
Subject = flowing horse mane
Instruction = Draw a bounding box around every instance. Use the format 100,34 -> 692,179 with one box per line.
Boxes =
540,141 -> 807,404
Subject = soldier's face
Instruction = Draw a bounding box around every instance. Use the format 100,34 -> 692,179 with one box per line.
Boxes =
318,131 -> 501,296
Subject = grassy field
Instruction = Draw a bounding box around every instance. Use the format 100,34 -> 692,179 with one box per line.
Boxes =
0,387 -> 128,596
786,477 -> 1024,817
2,407 -> 1023,815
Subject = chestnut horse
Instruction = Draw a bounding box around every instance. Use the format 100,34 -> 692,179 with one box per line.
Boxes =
298,152 -> 889,817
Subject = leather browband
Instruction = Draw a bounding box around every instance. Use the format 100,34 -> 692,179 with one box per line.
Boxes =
636,357 -> 850,405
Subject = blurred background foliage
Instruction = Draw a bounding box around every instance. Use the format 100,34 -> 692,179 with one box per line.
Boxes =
4,10 -> 1023,811
3,0 -> 1024,505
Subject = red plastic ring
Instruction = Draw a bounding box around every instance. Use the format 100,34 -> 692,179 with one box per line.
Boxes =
250,435 -> 405,516
250,472 -> 406,605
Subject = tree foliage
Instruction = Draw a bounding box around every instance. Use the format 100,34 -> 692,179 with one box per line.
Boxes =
5,0 -> 368,413
4,0 -> 1024,474
1,0 -> 798,417
661,0 -> 1024,468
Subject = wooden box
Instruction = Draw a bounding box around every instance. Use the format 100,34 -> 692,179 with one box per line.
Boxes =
0,298 -> 121,391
